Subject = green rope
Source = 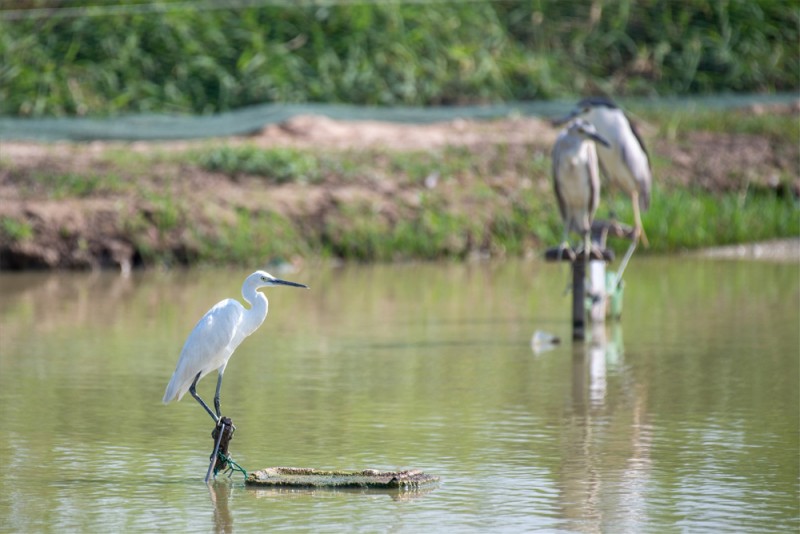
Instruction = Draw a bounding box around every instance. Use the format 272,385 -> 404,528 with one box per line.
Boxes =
214,451 -> 247,480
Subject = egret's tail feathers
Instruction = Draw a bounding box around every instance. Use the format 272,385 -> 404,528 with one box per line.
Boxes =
162,385 -> 176,404
162,374 -> 185,404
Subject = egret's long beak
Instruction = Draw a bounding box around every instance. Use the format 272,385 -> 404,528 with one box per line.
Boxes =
551,109 -> 580,127
273,278 -> 309,289
587,131 -> 611,148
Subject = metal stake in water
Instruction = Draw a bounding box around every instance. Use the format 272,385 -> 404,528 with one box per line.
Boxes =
205,421 -> 227,484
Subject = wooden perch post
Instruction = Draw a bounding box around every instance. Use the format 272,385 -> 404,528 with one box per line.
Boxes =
205,417 -> 237,483
545,219 -> 635,341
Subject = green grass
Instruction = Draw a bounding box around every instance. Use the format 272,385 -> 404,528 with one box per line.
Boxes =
634,106 -> 800,144
14,171 -> 126,199
196,145 -> 324,184
96,147 -> 152,170
121,191 -> 188,266
319,195 -> 483,262
147,127 -> 799,265
386,147 -> 476,185
193,208 -> 311,265
0,217 -> 33,242
314,182 -> 799,263
1,1 -> 795,116
2,104 -> 796,268
606,186 -> 799,253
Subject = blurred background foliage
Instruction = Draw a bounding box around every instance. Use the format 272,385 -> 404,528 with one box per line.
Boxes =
0,0 -> 797,117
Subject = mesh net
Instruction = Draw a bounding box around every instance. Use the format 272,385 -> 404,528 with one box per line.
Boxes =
0,93 -> 795,142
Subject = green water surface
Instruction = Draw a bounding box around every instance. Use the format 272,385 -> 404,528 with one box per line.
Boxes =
0,257 -> 797,532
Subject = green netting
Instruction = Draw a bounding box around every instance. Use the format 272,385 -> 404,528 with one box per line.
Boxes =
0,93 -> 795,142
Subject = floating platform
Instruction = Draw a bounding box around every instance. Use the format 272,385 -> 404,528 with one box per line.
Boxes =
245,467 -> 439,490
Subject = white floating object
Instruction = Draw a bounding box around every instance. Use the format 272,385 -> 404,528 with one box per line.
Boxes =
531,330 -> 561,354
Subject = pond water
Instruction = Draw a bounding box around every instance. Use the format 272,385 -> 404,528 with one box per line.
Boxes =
0,257 -> 797,532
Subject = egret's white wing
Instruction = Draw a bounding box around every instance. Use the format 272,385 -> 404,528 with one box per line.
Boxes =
162,298 -> 245,403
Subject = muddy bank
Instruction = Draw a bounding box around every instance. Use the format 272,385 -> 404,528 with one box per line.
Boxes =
0,111 -> 797,271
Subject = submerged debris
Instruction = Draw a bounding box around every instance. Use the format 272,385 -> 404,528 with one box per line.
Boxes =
246,467 -> 439,490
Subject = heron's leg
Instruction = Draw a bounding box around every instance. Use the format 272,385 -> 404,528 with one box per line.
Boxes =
631,192 -> 649,248
213,370 -> 225,419
189,372 -> 219,423
558,227 -> 576,262
559,227 -> 575,296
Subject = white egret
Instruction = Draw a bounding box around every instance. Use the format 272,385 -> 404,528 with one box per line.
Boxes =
552,118 -> 610,263
555,97 -> 652,247
163,270 -> 308,422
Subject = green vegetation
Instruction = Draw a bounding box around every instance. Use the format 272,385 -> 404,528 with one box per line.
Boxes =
1,1 -> 796,117
197,146 -> 324,184
320,195 -> 493,262
0,217 -> 33,242
10,170 -> 127,198
633,105 -> 800,144
0,104 -> 796,269
611,186 -> 798,253
180,133 -> 797,264
194,209 -> 312,265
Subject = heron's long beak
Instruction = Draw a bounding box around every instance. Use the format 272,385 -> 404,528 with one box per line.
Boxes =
587,132 -> 611,148
551,109 -> 580,127
273,278 -> 309,289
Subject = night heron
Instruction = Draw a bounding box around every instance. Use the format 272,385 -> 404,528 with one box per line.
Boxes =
555,97 -> 652,247
551,118 -> 610,264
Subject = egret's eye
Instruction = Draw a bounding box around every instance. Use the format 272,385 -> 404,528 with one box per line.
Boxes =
261,276 -> 267,281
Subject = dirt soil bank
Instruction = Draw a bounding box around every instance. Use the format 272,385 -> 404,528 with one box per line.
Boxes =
1,107 -> 798,271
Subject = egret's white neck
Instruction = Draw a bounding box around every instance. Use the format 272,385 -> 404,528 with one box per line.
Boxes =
241,284 -> 269,338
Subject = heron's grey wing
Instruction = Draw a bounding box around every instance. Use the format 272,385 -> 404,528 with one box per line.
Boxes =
551,139 -> 568,222
620,120 -> 653,210
586,144 -> 602,219
162,299 -> 244,403
628,117 -> 650,160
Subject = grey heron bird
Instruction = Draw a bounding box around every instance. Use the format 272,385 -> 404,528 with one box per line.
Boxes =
555,97 -> 652,247
163,270 -> 308,422
551,118 -> 610,264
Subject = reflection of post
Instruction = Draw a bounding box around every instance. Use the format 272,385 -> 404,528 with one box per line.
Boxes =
571,343 -> 588,409
559,323 -> 636,531
565,322 -> 653,532
572,260 -> 586,341
588,324 -> 607,406
208,482 -> 234,534
618,384 -> 653,533
573,324 -> 614,409
565,343 -> 601,527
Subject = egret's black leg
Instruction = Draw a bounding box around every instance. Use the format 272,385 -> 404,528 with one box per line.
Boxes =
213,370 -> 224,419
189,372 -> 219,423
